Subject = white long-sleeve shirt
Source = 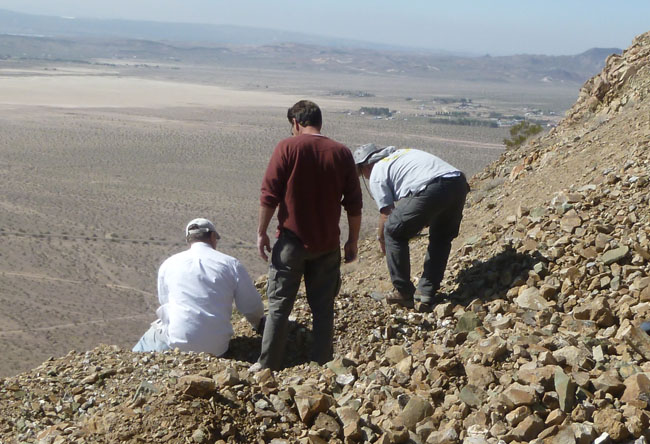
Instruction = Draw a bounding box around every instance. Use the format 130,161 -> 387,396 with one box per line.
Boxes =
155,242 -> 264,356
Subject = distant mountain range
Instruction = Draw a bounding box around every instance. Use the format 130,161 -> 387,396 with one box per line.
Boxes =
0,8 -> 622,84
0,8 -> 451,54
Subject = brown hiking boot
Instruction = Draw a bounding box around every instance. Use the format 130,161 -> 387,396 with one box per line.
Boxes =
385,289 -> 414,308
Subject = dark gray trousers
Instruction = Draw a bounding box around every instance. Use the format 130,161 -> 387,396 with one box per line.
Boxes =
258,230 -> 341,370
384,175 -> 468,303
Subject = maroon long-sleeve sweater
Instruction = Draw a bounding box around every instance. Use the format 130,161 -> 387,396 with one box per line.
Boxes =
260,134 -> 362,253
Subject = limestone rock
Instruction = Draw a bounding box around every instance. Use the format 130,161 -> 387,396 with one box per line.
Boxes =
515,287 -> 550,311
554,369 -> 576,413
600,245 -> 629,265
294,388 -> 334,425
502,382 -> 537,406
385,345 -> 409,365
459,385 -> 485,407
179,375 -> 216,398
543,425 -> 576,444
215,367 -> 240,387
464,363 -> 495,387
621,372 -> 650,403
620,324 -> 650,361
426,427 -> 458,444
593,409 -> 630,442
398,396 -> 433,431
510,414 -> 545,441
591,370 -> 624,396
456,312 -> 481,333
313,413 -> 341,439
336,407 -> 362,440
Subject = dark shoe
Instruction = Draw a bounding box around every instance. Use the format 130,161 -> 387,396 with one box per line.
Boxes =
385,290 -> 414,308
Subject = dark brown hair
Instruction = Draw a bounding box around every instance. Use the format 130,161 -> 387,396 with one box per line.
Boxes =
287,100 -> 322,129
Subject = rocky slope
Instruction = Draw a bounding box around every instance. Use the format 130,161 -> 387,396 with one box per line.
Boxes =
1,31 -> 650,444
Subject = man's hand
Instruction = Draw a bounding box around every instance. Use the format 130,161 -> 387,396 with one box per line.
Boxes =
377,208 -> 391,257
258,232 -> 271,261
344,240 -> 358,263
378,237 -> 386,255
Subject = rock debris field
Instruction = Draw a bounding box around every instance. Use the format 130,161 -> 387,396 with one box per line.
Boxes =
2,31 -> 650,444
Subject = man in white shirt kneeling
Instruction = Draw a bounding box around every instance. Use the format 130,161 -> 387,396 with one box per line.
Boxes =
133,218 -> 265,356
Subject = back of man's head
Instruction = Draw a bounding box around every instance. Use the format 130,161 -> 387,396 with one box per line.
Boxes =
287,100 -> 322,129
185,218 -> 219,244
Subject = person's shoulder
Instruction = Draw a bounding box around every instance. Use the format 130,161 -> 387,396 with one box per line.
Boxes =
274,136 -> 299,150
159,249 -> 189,269
275,136 -> 293,146
406,148 -> 433,158
317,135 -> 346,149
210,249 -> 243,267
213,251 -> 251,278
316,137 -> 354,158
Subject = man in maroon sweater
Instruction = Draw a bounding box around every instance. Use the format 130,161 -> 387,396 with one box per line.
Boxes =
255,100 -> 362,370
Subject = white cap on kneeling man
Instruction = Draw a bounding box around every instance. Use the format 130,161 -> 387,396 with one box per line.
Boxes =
185,218 -> 219,238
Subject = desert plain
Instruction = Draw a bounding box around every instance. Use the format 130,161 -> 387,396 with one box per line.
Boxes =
0,59 -> 579,376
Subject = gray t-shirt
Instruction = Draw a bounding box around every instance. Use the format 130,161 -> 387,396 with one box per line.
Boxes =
369,148 -> 459,210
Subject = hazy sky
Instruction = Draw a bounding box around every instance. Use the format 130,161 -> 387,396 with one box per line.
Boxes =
0,0 -> 648,55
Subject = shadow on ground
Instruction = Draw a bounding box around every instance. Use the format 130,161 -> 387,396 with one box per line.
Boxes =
227,320 -> 313,368
449,245 -> 545,304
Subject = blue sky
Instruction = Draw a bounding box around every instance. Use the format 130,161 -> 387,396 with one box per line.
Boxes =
0,0 -> 648,55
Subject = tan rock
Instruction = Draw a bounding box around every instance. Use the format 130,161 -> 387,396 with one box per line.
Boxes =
336,407 -> 362,440
515,287 -> 550,311
313,413 -> 341,439
517,364 -> 559,390
433,303 -> 454,318
294,389 -> 334,425
464,363 -> 496,387
553,346 -> 592,370
425,426 -> 458,444
502,382 -> 537,406
591,370 -> 625,396
477,335 -> 508,363
385,345 -> 409,365
398,395 -> 433,431
395,356 -> 412,375
542,425 -> 575,444
505,405 -> 530,427
510,414 -> 545,441
593,408 -> 630,441
178,375 -> 216,398
215,367 -> 240,387
560,210 -> 582,233
621,372 -> 650,403
571,422 -> 597,444
619,324 -> 650,360
545,409 -> 566,427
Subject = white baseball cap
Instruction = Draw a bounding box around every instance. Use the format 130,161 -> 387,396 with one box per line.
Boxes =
185,218 -> 220,239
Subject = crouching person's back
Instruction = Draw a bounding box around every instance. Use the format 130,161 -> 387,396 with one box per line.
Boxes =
133,218 -> 265,355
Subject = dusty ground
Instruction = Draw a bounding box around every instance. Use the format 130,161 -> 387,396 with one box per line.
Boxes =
0,62 -> 577,376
